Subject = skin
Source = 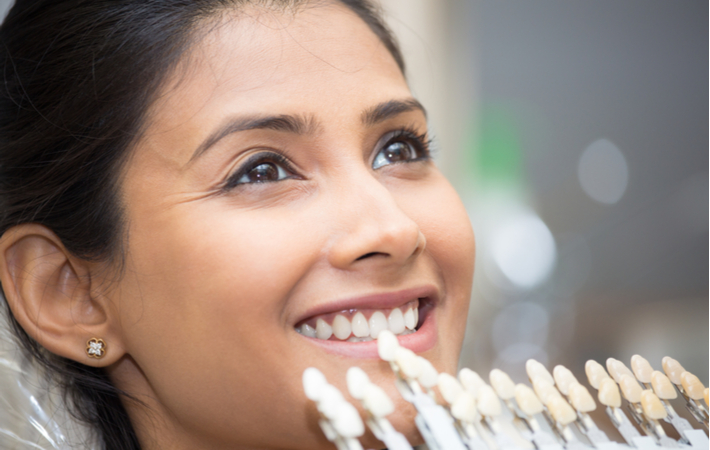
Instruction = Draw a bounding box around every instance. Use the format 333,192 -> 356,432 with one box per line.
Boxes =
0,3 -> 475,449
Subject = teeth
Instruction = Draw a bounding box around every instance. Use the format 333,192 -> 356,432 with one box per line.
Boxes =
661,356 -> 685,385
369,311 -> 388,338
585,360 -> 611,389
680,371 -> 705,400
451,391 -> 478,423
332,314 -> 351,340
651,370 -> 677,399
438,373 -> 464,405
316,318 -> 332,340
526,359 -> 554,385
619,374 -> 642,403
552,365 -> 578,396
606,358 -> 635,383
641,389 -> 667,420
489,369 -> 516,400
568,381 -> 596,413
404,307 -> 416,330
299,323 -> 316,338
598,378 -> 622,408
347,336 -> 373,342
459,368 -> 486,399
631,354 -> 654,384
514,383 -> 544,416
547,396 -> 577,425
351,312 -> 369,337
532,377 -> 561,406
477,385 -> 502,417
388,308 -> 405,334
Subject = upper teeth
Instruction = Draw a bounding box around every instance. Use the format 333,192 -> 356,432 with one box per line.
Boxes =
297,302 -> 419,342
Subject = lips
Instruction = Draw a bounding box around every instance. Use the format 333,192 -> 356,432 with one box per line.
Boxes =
294,285 -> 439,358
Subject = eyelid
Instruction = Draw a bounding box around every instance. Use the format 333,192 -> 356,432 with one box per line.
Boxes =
371,127 -> 432,169
221,151 -> 297,191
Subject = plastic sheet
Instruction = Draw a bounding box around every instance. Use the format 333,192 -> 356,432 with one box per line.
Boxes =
0,297 -> 97,450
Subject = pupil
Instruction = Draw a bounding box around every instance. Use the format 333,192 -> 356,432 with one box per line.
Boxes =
386,142 -> 410,162
248,163 -> 278,182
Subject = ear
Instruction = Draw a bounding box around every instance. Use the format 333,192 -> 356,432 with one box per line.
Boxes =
0,224 -> 125,367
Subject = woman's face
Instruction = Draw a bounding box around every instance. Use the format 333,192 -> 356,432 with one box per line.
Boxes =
110,3 -> 475,449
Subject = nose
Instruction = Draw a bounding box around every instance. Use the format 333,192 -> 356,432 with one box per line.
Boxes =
326,170 -> 426,270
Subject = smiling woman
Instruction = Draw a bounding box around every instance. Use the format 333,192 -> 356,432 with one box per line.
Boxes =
0,1 -> 474,450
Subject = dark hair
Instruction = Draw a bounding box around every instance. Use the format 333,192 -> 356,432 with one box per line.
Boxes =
0,1 -> 403,448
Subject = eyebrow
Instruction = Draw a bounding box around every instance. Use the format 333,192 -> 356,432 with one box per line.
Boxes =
188,98 -> 427,164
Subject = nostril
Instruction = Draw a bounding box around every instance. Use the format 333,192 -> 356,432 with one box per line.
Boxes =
355,251 -> 386,261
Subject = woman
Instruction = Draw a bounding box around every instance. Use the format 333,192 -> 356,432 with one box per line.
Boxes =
0,0 -> 475,448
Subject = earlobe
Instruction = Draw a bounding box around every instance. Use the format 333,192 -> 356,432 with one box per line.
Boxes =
0,224 -> 124,367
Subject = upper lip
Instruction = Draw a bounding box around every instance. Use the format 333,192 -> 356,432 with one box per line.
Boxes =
294,285 -> 439,325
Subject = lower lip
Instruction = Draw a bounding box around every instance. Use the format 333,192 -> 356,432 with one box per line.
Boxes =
301,311 -> 438,358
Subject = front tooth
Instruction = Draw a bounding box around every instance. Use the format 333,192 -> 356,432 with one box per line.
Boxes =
598,378 -> 622,408
568,381 -> 596,412
300,323 -> 317,338
413,307 -> 419,327
351,312 -> 369,337
619,374 -> 642,403
404,308 -> 416,330
514,383 -> 544,416
680,371 -> 705,400
641,389 -> 667,420
316,318 -> 333,340
332,314 -> 351,340
369,311 -> 388,338
651,370 -> 677,399
388,308 -> 405,334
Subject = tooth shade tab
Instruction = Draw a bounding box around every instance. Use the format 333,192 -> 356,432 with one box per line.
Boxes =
346,367 -> 370,400
316,318 -> 333,340
568,382 -> 596,412
585,360 -> 610,389
526,359 -> 554,385
630,355 -> 654,384
662,356 -> 685,385
394,347 -> 421,379
451,391 -> 478,423
552,365 -> 578,395
477,385 -> 502,417
515,384 -> 544,416
547,396 -> 577,425
439,373 -> 465,404
369,311 -> 388,339
680,371 -> 705,400
459,368 -> 486,398
489,369 -> 516,400
598,378 -> 622,408
377,330 -> 399,361
650,371 -> 677,399
640,390 -> 667,420
332,401 -> 365,438
533,377 -> 561,406
704,387 -> 708,406
417,357 -> 439,388
606,358 -> 634,383
319,384 -> 347,419
619,374 -> 642,403
303,367 -> 328,401
362,383 -> 394,418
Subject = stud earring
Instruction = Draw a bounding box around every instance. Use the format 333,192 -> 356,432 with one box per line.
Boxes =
86,338 -> 107,359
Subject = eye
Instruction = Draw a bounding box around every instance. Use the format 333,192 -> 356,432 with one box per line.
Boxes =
223,152 -> 297,190
372,129 -> 431,170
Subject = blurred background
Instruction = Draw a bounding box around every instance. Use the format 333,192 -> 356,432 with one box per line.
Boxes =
377,0 -> 708,390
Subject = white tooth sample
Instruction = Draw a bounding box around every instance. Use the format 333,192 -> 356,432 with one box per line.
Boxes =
477,385 -> 502,417
451,391 -> 478,423
640,389 -> 667,420
376,329 -> 399,361
404,307 -> 416,330
489,369 -> 516,400
662,356 -> 685,385
630,354 -> 654,384
394,347 -> 422,379
619,374 -> 642,403
680,371 -> 705,400
300,323 -> 317,338
417,357 -> 439,388
316,318 -> 333,340
598,378 -> 622,408
568,381 -> 596,412
585,360 -> 610,389
438,373 -> 464,405
332,314 -> 352,340
369,311 -> 388,339
533,378 -> 561,406
459,368 -> 486,399
547,396 -> 577,425
346,367 -> 370,400
552,365 -> 578,395
303,367 -> 327,401
526,359 -> 554,385
319,384 -> 346,419
362,383 -> 394,418
515,384 -> 544,416
388,308 -> 406,334
651,371 -> 677,399
332,401 -> 365,438
606,358 -> 634,383
351,312 -> 369,338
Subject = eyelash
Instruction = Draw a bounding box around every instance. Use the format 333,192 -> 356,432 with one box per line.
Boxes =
221,127 -> 433,191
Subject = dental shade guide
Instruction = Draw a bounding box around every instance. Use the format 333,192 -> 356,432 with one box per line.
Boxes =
662,357 -> 709,429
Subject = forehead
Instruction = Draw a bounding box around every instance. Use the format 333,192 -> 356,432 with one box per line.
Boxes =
141,3 -> 409,163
